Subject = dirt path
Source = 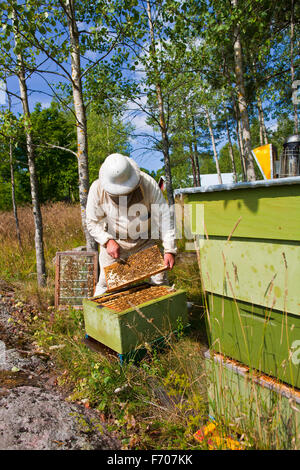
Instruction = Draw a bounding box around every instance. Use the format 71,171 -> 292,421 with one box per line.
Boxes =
0,282 -> 121,450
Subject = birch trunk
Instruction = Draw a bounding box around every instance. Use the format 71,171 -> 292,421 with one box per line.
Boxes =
9,138 -> 22,248
6,80 -> 22,248
233,98 -> 247,181
231,0 -> 256,181
191,114 -> 201,186
237,118 -> 247,179
291,0 -> 299,133
146,0 -> 174,206
257,94 -> 268,145
205,107 -> 222,184
13,14 -> 46,285
223,56 -> 246,180
194,153 -> 201,186
65,0 -> 97,250
188,143 -> 197,187
225,116 -> 237,183
17,66 -> 46,285
252,59 -> 268,145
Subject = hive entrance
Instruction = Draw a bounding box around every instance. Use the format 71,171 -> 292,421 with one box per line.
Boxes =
104,245 -> 167,292
93,284 -> 174,312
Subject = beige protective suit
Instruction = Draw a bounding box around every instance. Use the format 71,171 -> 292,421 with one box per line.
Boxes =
86,171 -> 177,291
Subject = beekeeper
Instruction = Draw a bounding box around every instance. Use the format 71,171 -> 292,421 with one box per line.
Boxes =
86,153 -> 177,296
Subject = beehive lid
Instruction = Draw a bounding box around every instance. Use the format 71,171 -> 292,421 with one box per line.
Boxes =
104,245 -> 168,292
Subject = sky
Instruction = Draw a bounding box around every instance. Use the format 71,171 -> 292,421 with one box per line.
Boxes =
1,56 -> 166,174
0,10 -> 285,179
0,9 -> 167,175
1,58 -> 281,178
0,8 -> 240,177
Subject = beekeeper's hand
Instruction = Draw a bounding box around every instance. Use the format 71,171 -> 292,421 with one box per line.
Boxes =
106,239 -> 120,259
164,253 -> 175,269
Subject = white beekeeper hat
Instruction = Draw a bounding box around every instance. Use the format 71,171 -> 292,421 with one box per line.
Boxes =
99,153 -> 141,196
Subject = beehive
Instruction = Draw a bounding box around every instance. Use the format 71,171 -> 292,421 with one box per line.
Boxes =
83,283 -> 187,355
205,350 -> 300,449
176,177 -> 300,388
83,245 -> 188,355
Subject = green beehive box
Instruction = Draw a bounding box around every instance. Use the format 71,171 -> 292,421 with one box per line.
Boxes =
207,294 -> 300,388
205,350 -> 300,449
176,177 -> 300,388
83,285 -> 188,355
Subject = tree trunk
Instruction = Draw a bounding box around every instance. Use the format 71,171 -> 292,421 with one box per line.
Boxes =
9,138 -> 22,249
231,0 -> 256,181
225,115 -> 237,182
146,0 -> 174,206
233,98 -> 247,180
13,13 -> 46,286
65,0 -> 97,250
223,54 -> 246,180
188,143 -> 197,187
252,59 -> 268,145
291,0 -> 299,133
18,72 -> 46,286
256,94 -> 268,145
194,153 -> 201,186
6,79 -> 22,248
237,118 -> 247,179
191,114 -> 201,186
205,107 -> 222,184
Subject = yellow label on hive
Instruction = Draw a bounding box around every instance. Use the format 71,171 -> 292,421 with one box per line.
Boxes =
252,144 -> 273,180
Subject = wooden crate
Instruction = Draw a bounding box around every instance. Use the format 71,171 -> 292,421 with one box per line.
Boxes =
55,251 -> 98,309
82,284 -> 188,355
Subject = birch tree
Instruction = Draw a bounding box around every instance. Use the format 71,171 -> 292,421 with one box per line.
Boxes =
290,0 -> 299,133
5,81 -> 22,248
231,0 -> 256,181
10,0 -> 143,250
0,94 -> 23,247
204,107 -> 222,184
15,27 -> 46,285
145,0 -> 174,205
59,0 -> 95,250
224,110 -> 237,182
0,4 -> 47,285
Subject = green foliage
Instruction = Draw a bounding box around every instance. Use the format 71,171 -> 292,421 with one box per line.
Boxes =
269,116 -> 296,155
87,109 -> 134,183
0,108 -> 30,210
219,143 -> 242,176
171,159 -> 193,190
31,302 -> 207,449
0,102 -> 78,208
30,102 -> 78,203
0,102 -> 134,208
0,0 -> 298,202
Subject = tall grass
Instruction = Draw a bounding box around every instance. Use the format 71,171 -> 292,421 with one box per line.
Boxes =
0,202 -> 85,279
199,232 -> 300,450
0,202 -> 85,305
0,202 -> 211,448
2,203 -> 298,449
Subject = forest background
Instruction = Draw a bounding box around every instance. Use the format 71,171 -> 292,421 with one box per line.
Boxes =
0,0 -> 299,286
